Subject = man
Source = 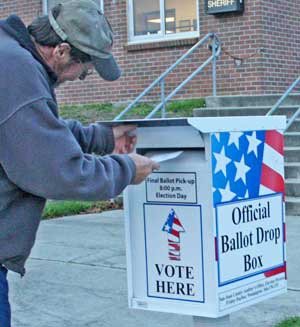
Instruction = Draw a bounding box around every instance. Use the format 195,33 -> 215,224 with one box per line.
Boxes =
0,0 -> 159,325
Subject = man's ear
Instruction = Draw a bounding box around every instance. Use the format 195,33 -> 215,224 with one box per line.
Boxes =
53,43 -> 71,61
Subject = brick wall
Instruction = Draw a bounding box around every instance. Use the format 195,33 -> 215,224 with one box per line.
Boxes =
0,0 -> 299,105
261,0 -> 300,93
0,0 -> 42,24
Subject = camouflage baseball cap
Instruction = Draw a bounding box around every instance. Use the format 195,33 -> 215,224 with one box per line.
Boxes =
48,0 -> 121,81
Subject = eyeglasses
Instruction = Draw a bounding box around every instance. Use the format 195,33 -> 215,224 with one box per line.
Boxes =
73,58 -> 94,80
79,62 -> 94,80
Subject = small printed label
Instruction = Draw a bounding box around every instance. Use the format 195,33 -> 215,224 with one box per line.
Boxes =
136,301 -> 148,309
219,275 -> 286,311
146,172 -> 197,204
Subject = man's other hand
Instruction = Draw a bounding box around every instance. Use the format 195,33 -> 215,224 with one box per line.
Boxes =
128,153 -> 160,184
113,125 -> 137,154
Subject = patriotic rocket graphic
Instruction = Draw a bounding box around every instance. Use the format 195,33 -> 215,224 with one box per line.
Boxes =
162,209 -> 185,261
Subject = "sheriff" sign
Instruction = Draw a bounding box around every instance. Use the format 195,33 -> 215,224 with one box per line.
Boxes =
205,0 -> 244,15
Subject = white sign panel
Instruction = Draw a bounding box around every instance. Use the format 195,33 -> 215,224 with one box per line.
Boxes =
146,172 -> 197,204
216,193 -> 284,286
144,203 -> 204,302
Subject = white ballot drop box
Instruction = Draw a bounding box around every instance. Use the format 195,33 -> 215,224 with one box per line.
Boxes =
123,116 -> 287,318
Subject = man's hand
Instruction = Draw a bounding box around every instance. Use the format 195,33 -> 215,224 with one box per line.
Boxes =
128,153 -> 160,184
113,125 -> 137,154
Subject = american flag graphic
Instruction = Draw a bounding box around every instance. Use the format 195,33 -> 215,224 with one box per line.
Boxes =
211,130 -> 284,206
162,209 -> 185,261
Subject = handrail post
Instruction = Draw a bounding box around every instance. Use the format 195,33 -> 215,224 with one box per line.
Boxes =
113,32 -> 221,121
285,106 -> 300,131
265,75 -> 300,132
161,79 -> 166,118
146,52 -> 219,119
267,76 -> 300,116
212,34 -> 217,97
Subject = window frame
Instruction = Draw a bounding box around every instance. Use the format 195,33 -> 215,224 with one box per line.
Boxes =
43,0 -> 104,14
127,0 -> 200,45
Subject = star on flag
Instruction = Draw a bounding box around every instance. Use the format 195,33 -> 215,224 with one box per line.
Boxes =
211,130 -> 283,205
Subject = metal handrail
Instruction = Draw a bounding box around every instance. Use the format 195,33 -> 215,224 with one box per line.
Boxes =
114,33 -> 221,121
266,76 -> 300,131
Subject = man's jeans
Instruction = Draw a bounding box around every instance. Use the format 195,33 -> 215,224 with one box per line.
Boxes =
0,266 -> 11,327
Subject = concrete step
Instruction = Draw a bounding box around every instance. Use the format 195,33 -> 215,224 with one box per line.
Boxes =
284,147 -> 300,162
286,119 -> 300,132
285,132 -> 300,146
205,94 -> 300,108
285,163 -> 300,179
286,197 -> 300,215
194,107 -> 269,117
193,106 -> 298,118
285,179 -> 300,197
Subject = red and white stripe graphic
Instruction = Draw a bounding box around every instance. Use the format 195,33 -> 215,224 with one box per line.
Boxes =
168,241 -> 181,261
168,215 -> 185,260
259,130 -> 285,197
260,130 -> 286,278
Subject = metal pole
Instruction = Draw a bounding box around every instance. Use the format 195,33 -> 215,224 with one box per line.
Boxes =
193,315 -> 230,327
285,106 -> 300,131
43,0 -> 48,14
161,79 -> 166,118
267,76 -> 300,116
146,54 -> 215,119
212,36 -> 217,97
113,33 -> 213,121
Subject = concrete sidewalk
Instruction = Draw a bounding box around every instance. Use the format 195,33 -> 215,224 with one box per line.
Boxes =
8,211 -> 300,327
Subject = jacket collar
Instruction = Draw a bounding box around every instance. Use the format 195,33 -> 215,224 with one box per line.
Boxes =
0,15 -> 58,85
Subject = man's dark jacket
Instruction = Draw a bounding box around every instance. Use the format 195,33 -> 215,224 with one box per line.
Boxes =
0,16 -> 135,275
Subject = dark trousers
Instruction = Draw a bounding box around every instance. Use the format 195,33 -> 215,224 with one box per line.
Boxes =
0,266 -> 11,327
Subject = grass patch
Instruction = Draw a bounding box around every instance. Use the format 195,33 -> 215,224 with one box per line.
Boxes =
167,98 -> 205,113
59,98 -> 205,124
42,200 -> 122,219
275,317 -> 300,327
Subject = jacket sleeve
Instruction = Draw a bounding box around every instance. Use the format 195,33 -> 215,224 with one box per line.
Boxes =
63,119 -> 115,155
0,98 -> 136,201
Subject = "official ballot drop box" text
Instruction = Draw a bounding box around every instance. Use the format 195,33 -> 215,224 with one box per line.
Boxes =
123,116 -> 287,317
